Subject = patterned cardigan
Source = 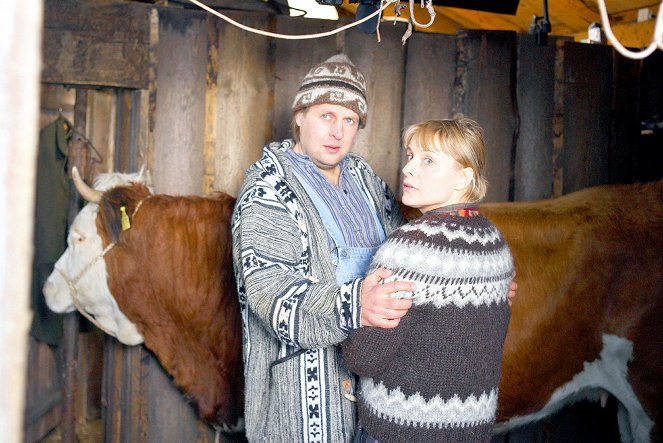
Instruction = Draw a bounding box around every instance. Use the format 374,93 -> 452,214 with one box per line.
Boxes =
342,207 -> 513,443
231,140 -> 404,442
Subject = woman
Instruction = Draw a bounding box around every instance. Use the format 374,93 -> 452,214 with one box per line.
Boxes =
342,118 -> 514,442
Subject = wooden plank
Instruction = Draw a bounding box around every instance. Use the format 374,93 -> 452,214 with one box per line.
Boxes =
114,89 -> 137,173
211,11 -> 272,196
126,346 -> 149,443
399,31 -> 456,197
635,51 -> 663,182
513,35 -> 561,201
402,32 -> 456,127
552,39 -> 566,198
102,339 -> 121,443
609,51 -> 641,184
344,22 -> 408,194
144,354 -> 200,443
561,42 -> 613,194
152,7 -> 208,194
86,89 -> 116,175
61,88 -> 91,443
453,30 -> 518,202
204,15 -> 221,195
186,0 -> 280,13
272,15 -> 339,142
103,339 -> 153,443
39,84 -> 75,130
82,332 -> 105,422
41,0 -> 151,88
1,1 -> 42,440
573,18 -> 658,49
23,338 -> 62,443
146,8 -> 159,174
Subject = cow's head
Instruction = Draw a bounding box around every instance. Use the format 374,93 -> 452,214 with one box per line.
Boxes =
43,167 -> 150,346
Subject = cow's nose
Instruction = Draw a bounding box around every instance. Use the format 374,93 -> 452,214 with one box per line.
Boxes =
42,279 -> 54,297
42,278 -> 65,310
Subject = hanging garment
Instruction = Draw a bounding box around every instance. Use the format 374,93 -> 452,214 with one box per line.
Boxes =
30,115 -> 71,345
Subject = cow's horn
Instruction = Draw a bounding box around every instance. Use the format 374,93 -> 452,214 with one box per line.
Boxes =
72,166 -> 102,203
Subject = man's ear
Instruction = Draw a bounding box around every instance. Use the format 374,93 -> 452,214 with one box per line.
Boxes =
456,167 -> 474,191
295,110 -> 303,127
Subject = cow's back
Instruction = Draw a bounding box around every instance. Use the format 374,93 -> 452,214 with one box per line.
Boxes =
482,180 -> 663,440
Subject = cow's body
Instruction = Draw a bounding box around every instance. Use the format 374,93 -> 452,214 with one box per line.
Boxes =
44,172 -> 243,429
45,175 -> 662,441
482,180 -> 663,442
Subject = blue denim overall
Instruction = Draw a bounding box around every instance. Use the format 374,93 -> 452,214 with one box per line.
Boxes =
292,169 -> 386,284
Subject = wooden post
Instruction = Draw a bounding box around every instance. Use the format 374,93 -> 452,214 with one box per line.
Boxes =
61,88 -> 90,443
0,0 -> 43,442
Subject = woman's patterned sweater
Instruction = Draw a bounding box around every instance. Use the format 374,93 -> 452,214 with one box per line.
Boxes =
342,205 -> 513,442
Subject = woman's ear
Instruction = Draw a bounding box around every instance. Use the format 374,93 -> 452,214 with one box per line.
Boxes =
455,167 -> 474,192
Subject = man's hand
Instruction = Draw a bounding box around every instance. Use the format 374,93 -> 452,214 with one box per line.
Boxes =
360,268 -> 415,329
507,271 -> 517,307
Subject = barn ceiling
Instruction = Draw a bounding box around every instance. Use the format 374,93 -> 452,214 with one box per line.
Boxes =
140,0 -> 660,48
337,0 -> 661,47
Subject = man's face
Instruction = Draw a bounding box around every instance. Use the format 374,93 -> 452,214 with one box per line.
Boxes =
293,103 -> 360,181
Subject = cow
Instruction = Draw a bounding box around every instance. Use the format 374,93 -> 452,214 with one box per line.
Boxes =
45,171 -> 662,442
482,180 -> 663,443
43,167 -> 244,431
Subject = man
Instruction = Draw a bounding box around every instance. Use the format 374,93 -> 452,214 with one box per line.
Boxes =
232,54 -> 415,442
232,55 -> 515,442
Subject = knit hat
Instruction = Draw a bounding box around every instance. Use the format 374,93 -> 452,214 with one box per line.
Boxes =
291,54 -> 368,128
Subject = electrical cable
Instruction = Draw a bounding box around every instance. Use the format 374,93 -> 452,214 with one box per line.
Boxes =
407,0 -> 436,28
185,0 -> 397,40
597,0 -> 662,60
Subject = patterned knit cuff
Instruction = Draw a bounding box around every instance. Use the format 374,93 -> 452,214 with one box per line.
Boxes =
337,278 -> 362,331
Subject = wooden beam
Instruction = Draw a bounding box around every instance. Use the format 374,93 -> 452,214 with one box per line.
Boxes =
42,0 -> 151,88
339,0 -> 660,38
572,18 -> 658,49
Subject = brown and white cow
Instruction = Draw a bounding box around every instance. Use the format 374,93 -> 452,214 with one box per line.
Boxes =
482,180 -> 663,443
43,168 -> 243,431
45,172 -> 662,442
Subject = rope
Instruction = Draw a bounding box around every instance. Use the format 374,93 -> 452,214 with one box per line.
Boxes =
597,0 -> 663,59
57,194 -> 150,338
57,241 -> 117,337
408,0 -> 436,28
185,0 -> 397,40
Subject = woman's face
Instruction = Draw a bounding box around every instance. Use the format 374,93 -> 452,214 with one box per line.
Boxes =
401,141 -> 470,213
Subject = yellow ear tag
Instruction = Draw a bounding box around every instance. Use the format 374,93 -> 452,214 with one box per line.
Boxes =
120,206 -> 131,231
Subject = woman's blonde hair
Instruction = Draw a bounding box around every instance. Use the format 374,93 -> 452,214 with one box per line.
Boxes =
402,118 -> 488,202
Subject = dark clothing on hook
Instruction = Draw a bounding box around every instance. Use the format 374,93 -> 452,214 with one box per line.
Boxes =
30,116 -> 71,345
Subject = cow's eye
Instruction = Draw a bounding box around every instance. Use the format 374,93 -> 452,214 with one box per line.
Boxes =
70,232 -> 85,244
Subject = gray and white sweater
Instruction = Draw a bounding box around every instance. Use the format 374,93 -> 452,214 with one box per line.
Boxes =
231,140 -> 404,442
342,206 -> 513,443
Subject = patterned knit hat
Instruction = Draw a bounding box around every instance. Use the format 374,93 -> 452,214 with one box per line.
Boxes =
292,54 -> 368,128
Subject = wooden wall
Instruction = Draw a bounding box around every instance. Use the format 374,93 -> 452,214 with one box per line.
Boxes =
29,0 -> 663,442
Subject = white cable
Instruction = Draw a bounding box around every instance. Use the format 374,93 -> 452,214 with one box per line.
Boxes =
185,0 -> 396,40
408,0 -> 436,28
597,0 -> 663,59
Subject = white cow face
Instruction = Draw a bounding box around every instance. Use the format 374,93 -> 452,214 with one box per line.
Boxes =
43,171 -> 148,346
44,203 -> 105,314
